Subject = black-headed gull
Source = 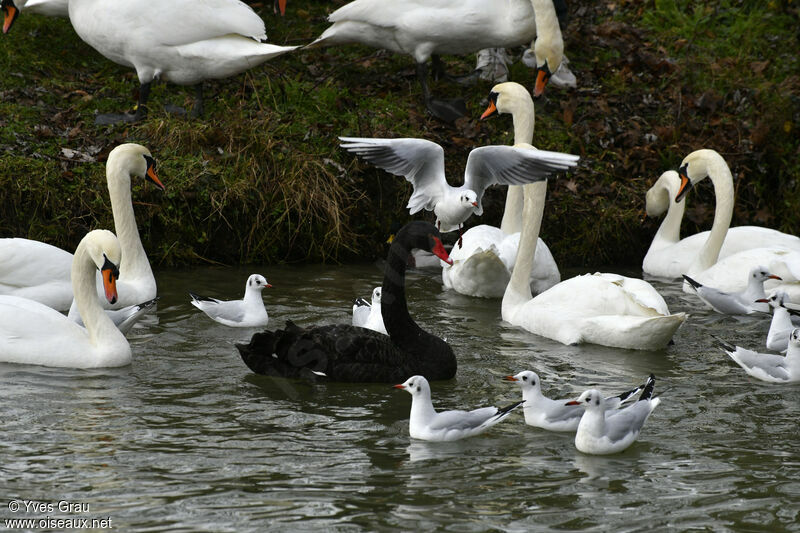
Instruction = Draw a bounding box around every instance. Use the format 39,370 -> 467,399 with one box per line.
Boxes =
566,374 -> 660,455
757,291 -> 796,352
715,329 -> 800,383
351,286 -> 387,335
190,274 -> 271,327
394,375 -> 523,442
682,266 -> 781,315
503,371 -> 645,432
340,137 -> 578,234
72,297 -> 159,335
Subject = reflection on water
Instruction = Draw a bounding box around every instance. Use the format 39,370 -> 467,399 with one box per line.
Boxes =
2,264 -> 799,531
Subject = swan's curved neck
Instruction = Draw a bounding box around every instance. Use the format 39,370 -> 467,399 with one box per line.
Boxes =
107,161 -> 152,281
531,0 -> 563,49
72,246 -> 120,347
503,181 -> 547,318
652,185 -> 685,246
690,159 -> 734,274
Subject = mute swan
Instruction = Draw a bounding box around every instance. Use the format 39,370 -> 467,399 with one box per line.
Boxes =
237,222 -> 457,382
673,149 -> 800,294
67,0 -> 296,123
682,267 -> 781,315
442,82 -> 560,298
0,229 -> 131,368
189,274 -> 271,327
1,0 -> 67,33
309,0 -> 564,121
643,157 -> 800,279
394,375 -> 524,442
566,375 -> 660,455
715,330 -> 800,383
503,371 -> 646,432
340,136 -> 578,235
502,182 -> 686,350
0,144 -> 164,312
352,286 -> 387,335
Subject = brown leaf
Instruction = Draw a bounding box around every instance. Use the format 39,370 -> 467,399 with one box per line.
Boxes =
750,60 -> 770,74
565,179 -> 579,193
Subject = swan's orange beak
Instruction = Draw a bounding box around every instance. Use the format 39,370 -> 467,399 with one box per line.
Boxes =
480,100 -> 498,120
534,64 -> 551,98
675,170 -> 692,203
2,1 -> 19,34
101,258 -> 119,305
431,236 -> 453,266
143,155 -> 165,191
278,0 -> 286,16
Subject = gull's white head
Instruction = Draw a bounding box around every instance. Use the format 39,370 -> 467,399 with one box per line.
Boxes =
371,287 -> 382,305
394,375 -> 431,399
790,329 -> 800,348
567,389 -> 607,412
749,266 -> 781,284
759,290 -> 789,309
460,190 -> 479,212
247,274 -> 272,292
504,370 -> 542,393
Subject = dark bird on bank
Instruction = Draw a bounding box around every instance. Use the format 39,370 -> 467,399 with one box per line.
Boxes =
236,221 -> 458,382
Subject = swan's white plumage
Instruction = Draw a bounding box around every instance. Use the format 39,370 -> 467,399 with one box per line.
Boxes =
0,230 -> 131,368
0,238 -> 74,310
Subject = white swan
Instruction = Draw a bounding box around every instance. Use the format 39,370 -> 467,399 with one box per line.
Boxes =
309,0 -> 564,120
502,181 -> 686,350
0,229 -> 131,368
67,0 -> 297,122
0,144 -> 164,312
671,149 -> 800,294
442,82 -> 560,298
2,0 -> 68,33
643,157 -> 800,278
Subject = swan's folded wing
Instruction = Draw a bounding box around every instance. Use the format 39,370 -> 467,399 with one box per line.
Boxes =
154,0 -> 268,45
463,146 -> 579,215
339,137 -> 448,214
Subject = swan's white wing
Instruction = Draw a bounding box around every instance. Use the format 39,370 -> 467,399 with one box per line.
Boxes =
463,146 -> 578,215
0,238 -> 72,291
339,137 -> 448,214
150,0 -> 267,45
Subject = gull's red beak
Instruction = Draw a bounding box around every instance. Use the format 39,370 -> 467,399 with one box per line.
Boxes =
565,400 -> 580,406
393,384 -> 405,389
503,376 -> 518,382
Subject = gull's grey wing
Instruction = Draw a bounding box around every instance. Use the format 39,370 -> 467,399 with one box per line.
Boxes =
428,407 -> 497,431
339,137 -> 448,214
603,401 -> 653,443
352,298 -> 371,327
463,146 -> 579,215
200,299 -> 247,323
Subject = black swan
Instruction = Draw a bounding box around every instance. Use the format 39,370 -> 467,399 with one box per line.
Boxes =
236,221 -> 457,382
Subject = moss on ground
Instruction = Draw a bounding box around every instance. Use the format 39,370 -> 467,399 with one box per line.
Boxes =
1,0 -> 798,267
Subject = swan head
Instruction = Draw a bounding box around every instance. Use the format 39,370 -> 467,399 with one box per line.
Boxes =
108,143 -> 165,191
1,0 -> 21,34
532,33 -> 564,98
481,82 -> 534,120
503,370 -> 541,392
645,170 -> 682,216
394,375 -> 431,399
566,389 -> 606,411
675,149 -> 725,203
371,287 -> 382,305
84,229 -> 122,305
247,274 -> 272,292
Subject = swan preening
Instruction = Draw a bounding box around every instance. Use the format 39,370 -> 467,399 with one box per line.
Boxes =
0,143 -> 164,313
643,150 -> 800,294
442,82 -> 561,298
310,0 -> 564,121
67,0 -> 297,122
0,230 -> 131,368
190,274 -> 271,327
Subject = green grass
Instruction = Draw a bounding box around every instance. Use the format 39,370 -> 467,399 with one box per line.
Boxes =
0,0 -> 798,267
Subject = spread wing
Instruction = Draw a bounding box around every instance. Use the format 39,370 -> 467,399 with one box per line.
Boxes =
339,137 -> 448,214
463,146 -> 579,215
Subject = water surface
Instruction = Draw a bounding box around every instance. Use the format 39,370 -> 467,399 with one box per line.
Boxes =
2,264 -> 799,531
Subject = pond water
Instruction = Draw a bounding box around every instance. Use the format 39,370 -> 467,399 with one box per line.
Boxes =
2,263 -> 798,531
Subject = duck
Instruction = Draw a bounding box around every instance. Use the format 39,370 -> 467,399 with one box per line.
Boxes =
351,286 -> 387,335
339,136 -> 579,238
643,152 -> 800,279
502,181 -> 686,350
0,144 -> 164,312
190,274 -> 271,327
0,230 -> 131,368
236,221 -> 457,382
67,0 -> 296,123
682,267 -> 781,315
394,375 -> 523,442
503,370 -> 646,432
308,0 -> 564,122
442,82 -> 560,298
1,0 -> 68,33
566,374 -> 660,455
715,329 -> 800,383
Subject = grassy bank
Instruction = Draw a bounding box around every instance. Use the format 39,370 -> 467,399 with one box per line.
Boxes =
1,0 -> 798,267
